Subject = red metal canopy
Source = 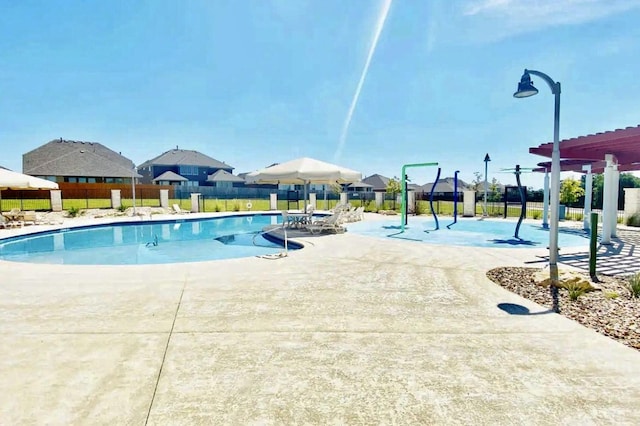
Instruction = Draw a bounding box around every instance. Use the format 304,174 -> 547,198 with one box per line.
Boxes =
530,125 -> 640,173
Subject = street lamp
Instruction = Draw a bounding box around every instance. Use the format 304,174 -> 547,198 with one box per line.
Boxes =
514,69 -> 561,301
483,153 -> 491,217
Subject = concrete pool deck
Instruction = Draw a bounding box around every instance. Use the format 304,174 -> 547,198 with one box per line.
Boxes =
1,213 -> 640,424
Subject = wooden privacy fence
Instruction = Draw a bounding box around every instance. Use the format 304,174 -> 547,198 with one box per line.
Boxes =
56,183 -> 174,199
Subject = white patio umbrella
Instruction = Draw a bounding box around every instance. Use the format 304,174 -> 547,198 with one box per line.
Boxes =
0,168 -> 59,210
245,157 -> 362,208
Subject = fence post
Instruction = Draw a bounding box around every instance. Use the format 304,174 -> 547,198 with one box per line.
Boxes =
50,190 -> 63,212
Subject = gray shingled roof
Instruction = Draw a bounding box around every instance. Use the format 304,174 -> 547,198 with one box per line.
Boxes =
347,182 -> 373,188
207,169 -> 245,183
362,174 -> 390,191
153,171 -> 188,182
139,149 -> 233,170
23,139 -> 141,178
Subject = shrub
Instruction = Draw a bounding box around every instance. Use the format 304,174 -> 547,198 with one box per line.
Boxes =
565,282 -> 587,301
232,200 -> 240,212
214,204 -> 221,212
531,211 -> 541,220
628,273 -> 640,298
574,214 -> 583,222
67,206 -> 80,217
604,291 -> 619,299
626,213 -> 640,227
414,201 -> 428,216
116,204 -> 127,212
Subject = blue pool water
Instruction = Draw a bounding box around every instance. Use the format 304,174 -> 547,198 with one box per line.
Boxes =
0,214 -> 296,265
347,217 -> 590,248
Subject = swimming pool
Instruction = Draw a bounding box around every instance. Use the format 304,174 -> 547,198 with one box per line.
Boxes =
347,217 -> 590,248
0,214 -> 298,265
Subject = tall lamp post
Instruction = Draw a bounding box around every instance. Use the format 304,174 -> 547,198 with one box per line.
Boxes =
483,153 -> 491,217
514,69 -> 561,302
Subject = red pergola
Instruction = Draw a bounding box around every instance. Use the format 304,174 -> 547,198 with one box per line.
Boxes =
530,125 -> 640,173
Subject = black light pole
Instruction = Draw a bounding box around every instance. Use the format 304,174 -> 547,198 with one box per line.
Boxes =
483,153 -> 491,217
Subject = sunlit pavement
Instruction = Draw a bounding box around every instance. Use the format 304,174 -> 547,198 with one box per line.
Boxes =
1,213 -> 640,424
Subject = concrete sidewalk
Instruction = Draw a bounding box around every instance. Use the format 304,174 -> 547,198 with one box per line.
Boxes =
1,230 -> 639,424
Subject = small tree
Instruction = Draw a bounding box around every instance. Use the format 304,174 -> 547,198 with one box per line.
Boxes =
560,177 -> 585,206
386,176 -> 401,210
488,177 -> 501,202
471,171 -> 483,192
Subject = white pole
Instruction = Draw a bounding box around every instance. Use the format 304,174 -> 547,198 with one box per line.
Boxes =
549,83 -> 561,289
542,168 -> 550,229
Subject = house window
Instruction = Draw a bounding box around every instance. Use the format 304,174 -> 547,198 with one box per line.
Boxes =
179,165 -> 198,176
186,181 -> 198,187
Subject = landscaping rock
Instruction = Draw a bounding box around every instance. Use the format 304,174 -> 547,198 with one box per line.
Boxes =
533,268 -> 601,292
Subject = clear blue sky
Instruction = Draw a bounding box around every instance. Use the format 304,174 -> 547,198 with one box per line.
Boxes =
2,0 -> 640,189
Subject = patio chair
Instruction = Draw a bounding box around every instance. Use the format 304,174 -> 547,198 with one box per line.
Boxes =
172,204 -> 190,214
342,206 -> 362,222
21,211 -> 38,225
0,214 -> 23,229
306,212 -> 346,234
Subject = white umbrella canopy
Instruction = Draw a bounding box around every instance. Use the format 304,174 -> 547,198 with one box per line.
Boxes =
245,157 -> 362,185
246,157 -> 362,210
0,168 -> 59,212
0,168 -> 59,190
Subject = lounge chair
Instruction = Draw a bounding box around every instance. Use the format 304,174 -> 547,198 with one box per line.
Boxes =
172,204 -> 190,214
21,211 -> 38,225
306,212 -> 346,234
344,206 -> 364,222
0,214 -> 23,229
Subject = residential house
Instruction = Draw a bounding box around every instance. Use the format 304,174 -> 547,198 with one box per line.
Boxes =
362,174 -> 390,192
138,148 -> 235,186
23,139 -> 140,183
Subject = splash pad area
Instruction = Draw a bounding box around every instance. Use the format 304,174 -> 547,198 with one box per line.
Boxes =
347,216 -> 590,249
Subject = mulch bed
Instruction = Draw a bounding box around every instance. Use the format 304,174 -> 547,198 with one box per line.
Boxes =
487,267 -> 640,351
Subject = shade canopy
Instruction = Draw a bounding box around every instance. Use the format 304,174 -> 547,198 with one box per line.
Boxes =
0,168 -> 59,190
530,125 -> 640,170
245,157 -> 362,185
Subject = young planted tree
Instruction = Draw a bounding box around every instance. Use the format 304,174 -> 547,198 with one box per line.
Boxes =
488,177 -> 502,202
386,176 -> 401,210
471,171 -> 483,192
560,177 -> 585,206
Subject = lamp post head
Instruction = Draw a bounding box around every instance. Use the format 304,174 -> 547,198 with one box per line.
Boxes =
513,71 -> 539,98
484,153 -> 491,163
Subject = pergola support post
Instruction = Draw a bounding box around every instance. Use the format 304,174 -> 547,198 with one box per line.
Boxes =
610,166 -> 619,237
601,154 -> 616,244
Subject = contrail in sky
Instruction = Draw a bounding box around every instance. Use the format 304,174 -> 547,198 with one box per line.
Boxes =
333,0 -> 392,163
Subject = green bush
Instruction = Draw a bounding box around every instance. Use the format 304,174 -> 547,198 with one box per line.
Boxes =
531,211 -> 541,220
414,201 -> 428,216
67,206 -> 81,217
628,273 -> 640,298
116,204 -> 127,212
626,213 -> 640,227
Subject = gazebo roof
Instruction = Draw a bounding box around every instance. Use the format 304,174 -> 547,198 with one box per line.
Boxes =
530,125 -> 640,173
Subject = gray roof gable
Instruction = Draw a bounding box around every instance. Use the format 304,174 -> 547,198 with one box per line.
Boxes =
153,171 -> 188,182
362,174 -> 390,190
207,169 -> 244,182
23,139 -> 140,178
139,149 -> 233,170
